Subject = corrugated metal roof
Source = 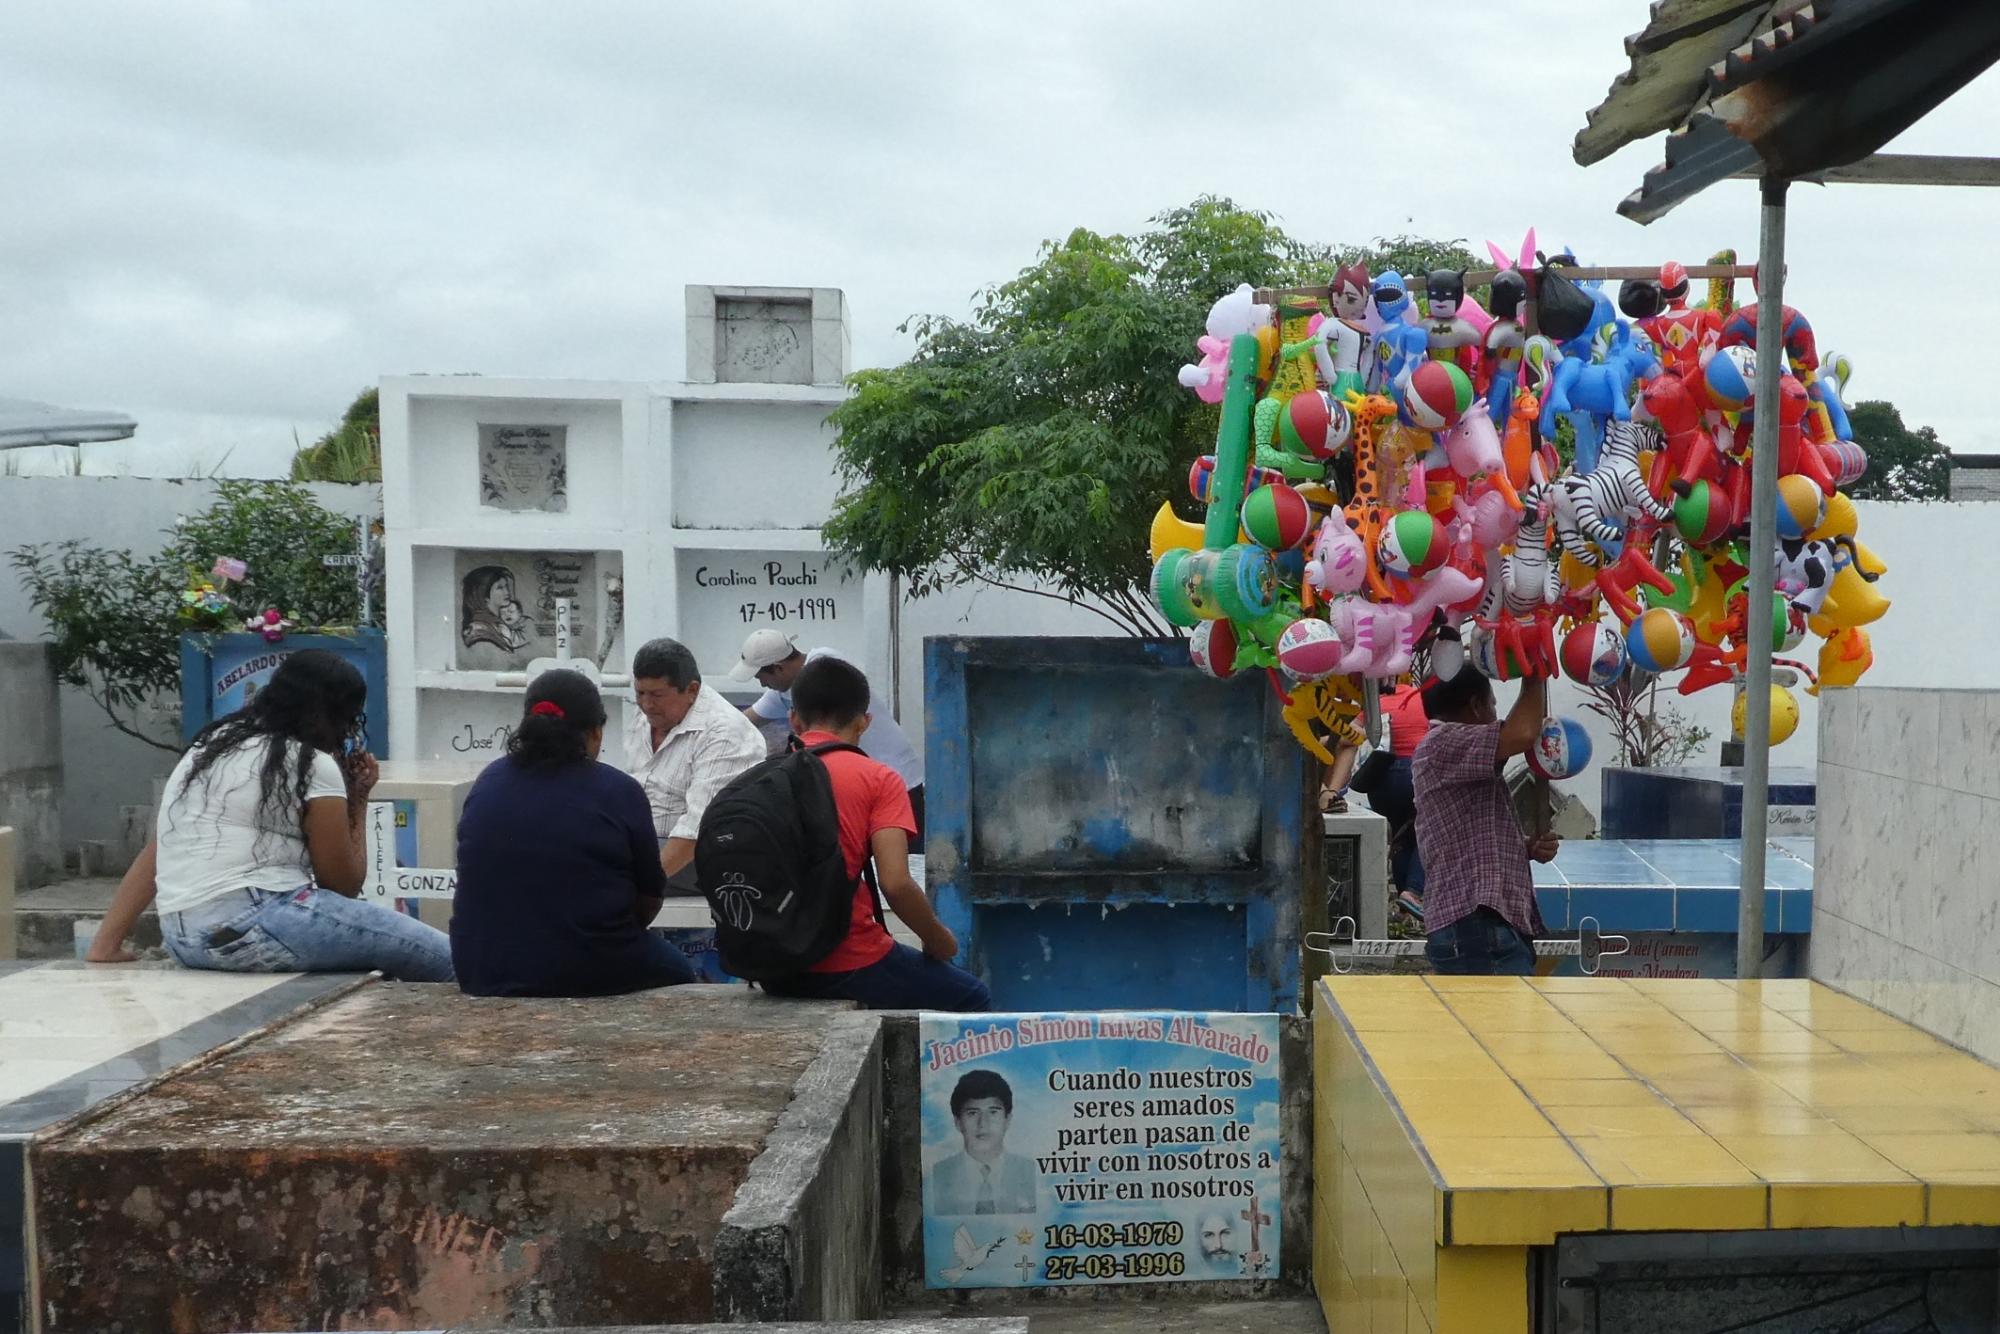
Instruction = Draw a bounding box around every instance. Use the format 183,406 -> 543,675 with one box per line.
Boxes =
0,397 -> 137,449
1574,0 -> 1790,166
1579,0 -> 2000,222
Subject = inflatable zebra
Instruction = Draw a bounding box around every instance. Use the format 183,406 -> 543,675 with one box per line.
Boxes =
1551,420 -> 1673,566
1476,480 -> 1559,624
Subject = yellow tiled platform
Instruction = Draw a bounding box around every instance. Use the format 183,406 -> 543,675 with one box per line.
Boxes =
1312,976 -> 2000,1333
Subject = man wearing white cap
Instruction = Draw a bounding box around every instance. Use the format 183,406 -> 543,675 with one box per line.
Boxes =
733,629 -> 927,837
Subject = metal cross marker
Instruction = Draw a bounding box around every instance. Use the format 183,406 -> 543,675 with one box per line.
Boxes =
362,800 -> 457,903
1306,915 -> 1631,975
319,518 -> 379,625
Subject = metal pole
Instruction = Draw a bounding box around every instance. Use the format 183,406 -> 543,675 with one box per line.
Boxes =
1736,176 -> 1788,981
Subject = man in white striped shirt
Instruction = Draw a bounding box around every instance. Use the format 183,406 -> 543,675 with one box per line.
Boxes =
622,638 -> 765,894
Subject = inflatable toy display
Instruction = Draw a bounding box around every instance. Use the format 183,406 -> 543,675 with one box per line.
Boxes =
1153,250 -> 1890,767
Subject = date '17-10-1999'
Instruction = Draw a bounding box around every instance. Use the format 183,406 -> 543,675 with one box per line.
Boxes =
738,598 -> 836,624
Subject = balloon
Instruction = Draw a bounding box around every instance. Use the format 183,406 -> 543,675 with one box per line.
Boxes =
1732,684 -> 1800,745
1275,617 -> 1349,682
1189,620 -> 1242,678
1627,607 -> 1696,673
1281,389 -> 1353,460
1774,474 -> 1827,540
1673,480 -> 1733,546
1527,715 -> 1594,781
1401,360 -> 1474,431
1241,484 -> 1313,551
1704,345 -> 1756,411
1560,620 -> 1628,687
1378,509 -> 1447,580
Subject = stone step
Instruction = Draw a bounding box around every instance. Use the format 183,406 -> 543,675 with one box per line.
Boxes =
10,875 -> 158,959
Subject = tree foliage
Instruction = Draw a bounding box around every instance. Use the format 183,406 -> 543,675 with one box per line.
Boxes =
291,387 -> 381,483
822,198 -> 1477,633
11,481 -> 375,749
1843,399 -> 1951,502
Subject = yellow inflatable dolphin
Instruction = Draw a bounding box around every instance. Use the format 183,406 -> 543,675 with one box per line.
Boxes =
1811,625 -> 1873,695
1806,491 -> 1890,633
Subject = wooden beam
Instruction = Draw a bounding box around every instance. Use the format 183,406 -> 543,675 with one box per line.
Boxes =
1255,263 -> 1759,304
1733,152 -> 2000,187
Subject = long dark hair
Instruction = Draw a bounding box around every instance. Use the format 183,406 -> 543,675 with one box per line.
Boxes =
506,668 -> 607,770
174,649 -> 367,838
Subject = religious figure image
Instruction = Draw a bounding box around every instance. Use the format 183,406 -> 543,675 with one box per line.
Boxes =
1191,1210 -> 1241,1275
928,1070 -> 1039,1216
461,565 -> 532,659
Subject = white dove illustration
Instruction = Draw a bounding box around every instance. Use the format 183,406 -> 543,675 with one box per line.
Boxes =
939,1225 -> 1005,1284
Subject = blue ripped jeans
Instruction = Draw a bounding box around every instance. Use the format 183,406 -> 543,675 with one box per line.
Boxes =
161,887 -> 456,982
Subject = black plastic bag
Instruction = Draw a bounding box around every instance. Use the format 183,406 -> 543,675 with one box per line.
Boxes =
1535,255 -> 1596,344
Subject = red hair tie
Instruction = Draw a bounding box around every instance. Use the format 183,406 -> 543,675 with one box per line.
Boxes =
529,700 -> 565,720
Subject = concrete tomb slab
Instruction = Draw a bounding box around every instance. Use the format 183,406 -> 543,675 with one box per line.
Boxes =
31,983 -> 870,1332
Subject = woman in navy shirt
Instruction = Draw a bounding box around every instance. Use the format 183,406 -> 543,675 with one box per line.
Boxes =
453,669 -> 698,996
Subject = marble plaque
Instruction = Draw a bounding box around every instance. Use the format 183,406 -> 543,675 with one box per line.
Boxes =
453,549 -> 598,671
477,424 -> 568,513
717,297 -> 813,384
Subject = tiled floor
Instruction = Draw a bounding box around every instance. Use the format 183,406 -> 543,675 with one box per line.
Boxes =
1315,975 -> 2000,1332
0,963 -> 294,1106
3,962 -> 365,1332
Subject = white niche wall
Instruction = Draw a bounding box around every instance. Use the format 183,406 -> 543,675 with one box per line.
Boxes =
382,378 -> 649,762
382,374 -> 893,763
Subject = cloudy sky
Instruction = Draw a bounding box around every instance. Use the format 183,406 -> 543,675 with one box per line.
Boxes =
4,1 -> 1997,476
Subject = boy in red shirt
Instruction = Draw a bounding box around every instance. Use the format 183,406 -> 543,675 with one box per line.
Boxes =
758,657 -> 989,1011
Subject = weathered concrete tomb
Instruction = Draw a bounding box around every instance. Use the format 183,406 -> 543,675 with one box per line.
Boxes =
30,984 -> 878,1332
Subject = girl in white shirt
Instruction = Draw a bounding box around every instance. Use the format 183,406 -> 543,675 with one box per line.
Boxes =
88,650 -> 453,980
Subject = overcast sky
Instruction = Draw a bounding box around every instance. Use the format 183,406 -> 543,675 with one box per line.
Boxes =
4,1 -> 1997,477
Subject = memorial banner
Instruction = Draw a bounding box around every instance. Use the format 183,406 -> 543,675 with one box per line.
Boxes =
919,1011 -> 1281,1289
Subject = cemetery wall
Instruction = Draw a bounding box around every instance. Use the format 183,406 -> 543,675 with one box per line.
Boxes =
0,641 -> 61,886
1811,687 -> 2000,1062
0,476 -> 379,853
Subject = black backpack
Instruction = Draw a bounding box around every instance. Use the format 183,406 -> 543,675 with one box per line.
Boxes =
694,739 -> 880,981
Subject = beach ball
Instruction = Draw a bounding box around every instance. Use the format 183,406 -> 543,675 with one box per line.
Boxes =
1560,620 -> 1628,687
1466,623 -> 1529,682
1627,607 -> 1696,673
1282,389 -> 1353,460
1673,479 -> 1734,546
1704,345 -> 1756,411
1241,484 -> 1313,551
1527,715 -> 1594,781
1732,684 -> 1800,745
1401,360 -> 1474,431
1378,509 -> 1448,579
1779,604 -> 1808,653
1276,617 -> 1348,683
1775,474 -> 1827,540
1188,455 -> 1217,503
1189,620 -> 1242,679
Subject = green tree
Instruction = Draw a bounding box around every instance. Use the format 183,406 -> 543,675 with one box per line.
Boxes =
822,198 -> 1477,633
11,481 -> 376,749
291,387 -> 381,483
1843,400 -> 1951,501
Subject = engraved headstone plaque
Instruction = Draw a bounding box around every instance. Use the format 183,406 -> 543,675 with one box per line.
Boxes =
453,549 -> 599,671
477,424 -> 569,512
